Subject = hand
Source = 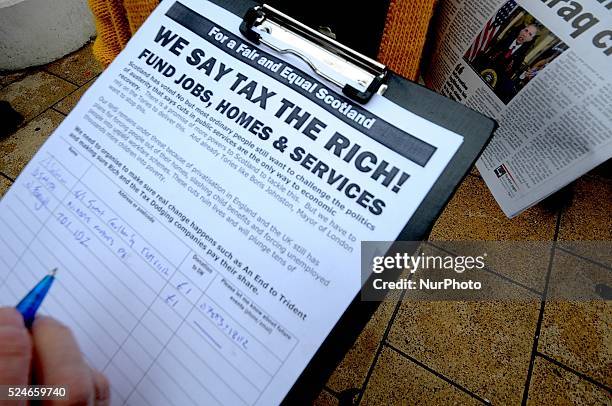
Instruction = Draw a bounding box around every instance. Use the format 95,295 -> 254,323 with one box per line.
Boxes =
0,307 -> 110,405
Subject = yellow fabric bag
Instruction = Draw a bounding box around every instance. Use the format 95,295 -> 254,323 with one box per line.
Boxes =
89,0 -> 436,80
379,0 -> 437,80
88,0 -> 158,65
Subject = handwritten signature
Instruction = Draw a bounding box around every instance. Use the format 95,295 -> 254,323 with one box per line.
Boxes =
31,167 -> 56,193
39,156 -> 68,186
23,181 -> 50,211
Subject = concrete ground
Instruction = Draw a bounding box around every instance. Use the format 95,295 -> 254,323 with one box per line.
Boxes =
0,42 -> 610,405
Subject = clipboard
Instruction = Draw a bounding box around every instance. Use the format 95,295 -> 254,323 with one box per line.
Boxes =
1,0 -> 492,403
160,0 -> 497,403
163,0 -> 496,402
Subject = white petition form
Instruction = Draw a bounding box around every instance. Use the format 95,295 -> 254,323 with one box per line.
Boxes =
0,0 -> 463,404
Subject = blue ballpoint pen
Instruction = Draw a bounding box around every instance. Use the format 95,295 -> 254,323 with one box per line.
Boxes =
16,268 -> 57,328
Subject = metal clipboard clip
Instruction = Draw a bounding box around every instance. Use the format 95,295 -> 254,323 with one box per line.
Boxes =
240,4 -> 389,104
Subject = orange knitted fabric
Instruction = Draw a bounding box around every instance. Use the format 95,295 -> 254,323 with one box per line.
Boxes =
89,0 -> 158,65
123,0 -> 160,34
90,0 -> 436,81
378,0 -> 437,80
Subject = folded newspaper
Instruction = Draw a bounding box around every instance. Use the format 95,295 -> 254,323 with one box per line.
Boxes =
424,0 -> 611,217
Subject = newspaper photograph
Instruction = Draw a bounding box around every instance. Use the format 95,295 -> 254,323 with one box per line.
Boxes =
425,0 -> 611,217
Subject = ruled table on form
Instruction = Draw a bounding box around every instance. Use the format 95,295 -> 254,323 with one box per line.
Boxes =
0,136 -> 297,405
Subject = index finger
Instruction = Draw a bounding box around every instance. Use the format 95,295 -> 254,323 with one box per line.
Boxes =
0,307 -> 32,387
31,316 -> 94,405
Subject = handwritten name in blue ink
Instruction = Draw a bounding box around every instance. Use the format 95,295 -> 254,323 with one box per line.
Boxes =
39,156 -> 68,186
31,167 -> 56,192
24,181 -> 50,211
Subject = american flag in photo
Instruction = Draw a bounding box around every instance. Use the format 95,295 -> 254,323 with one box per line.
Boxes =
465,0 -> 518,61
